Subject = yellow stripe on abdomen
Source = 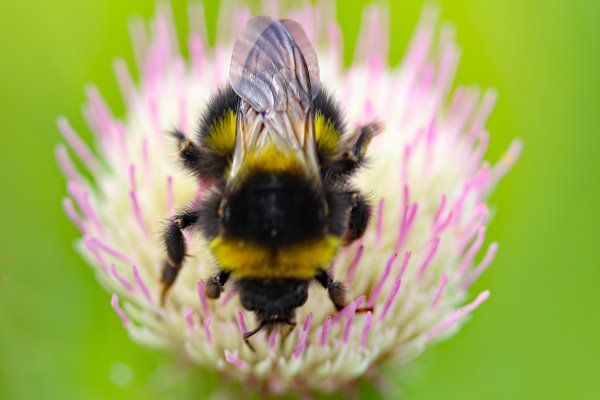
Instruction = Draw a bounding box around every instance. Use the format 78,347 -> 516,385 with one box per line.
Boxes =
209,236 -> 341,279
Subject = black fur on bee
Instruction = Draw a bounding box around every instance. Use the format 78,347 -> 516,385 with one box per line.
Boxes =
160,84 -> 376,337
160,17 -> 379,348
171,85 -> 240,183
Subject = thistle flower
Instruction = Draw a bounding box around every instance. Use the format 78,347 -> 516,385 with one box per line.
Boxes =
56,1 -> 521,396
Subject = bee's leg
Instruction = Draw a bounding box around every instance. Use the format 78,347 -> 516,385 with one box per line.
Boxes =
171,129 -> 228,182
204,270 -> 231,299
280,319 -> 297,342
242,320 -> 267,352
315,269 -> 347,311
343,192 -> 372,245
315,269 -> 373,313
170,129 -> 203,174
346,122 -> 381,165
326,122 -> 382,179
160,210 -> 199,304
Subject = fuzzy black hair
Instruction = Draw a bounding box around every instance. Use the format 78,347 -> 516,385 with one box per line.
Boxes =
196,84 -> 240,145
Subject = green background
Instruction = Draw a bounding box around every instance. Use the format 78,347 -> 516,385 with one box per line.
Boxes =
1,0 -> 598,399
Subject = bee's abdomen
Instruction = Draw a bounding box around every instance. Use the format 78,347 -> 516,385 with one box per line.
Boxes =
209,172 -> 342,280
236,278 -> 309,322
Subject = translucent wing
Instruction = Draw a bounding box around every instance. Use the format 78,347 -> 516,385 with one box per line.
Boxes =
228,16 -> 321,180
229,16 -> 320,112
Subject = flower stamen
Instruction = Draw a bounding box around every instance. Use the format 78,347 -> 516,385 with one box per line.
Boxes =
431,273 -> 448,309
111,294 -> 130,326
197,280 -> 210,317
110,264 -> 134,294
294,313 -> 313,358
133,265 -> 153,305
425,290 -> 490,341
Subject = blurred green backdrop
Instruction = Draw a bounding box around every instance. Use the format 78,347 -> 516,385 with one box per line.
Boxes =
0,0 -> 598,399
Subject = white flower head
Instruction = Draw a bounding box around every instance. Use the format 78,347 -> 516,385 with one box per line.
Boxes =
57,1 -> 521,395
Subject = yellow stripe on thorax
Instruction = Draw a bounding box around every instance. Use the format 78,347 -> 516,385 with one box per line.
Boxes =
314,112 -> 341,155
243,143 -> 304,173
209,235 -> 341,279
205,110 -> 236,155
227,142 -> 307,182
204,111 -> 341,159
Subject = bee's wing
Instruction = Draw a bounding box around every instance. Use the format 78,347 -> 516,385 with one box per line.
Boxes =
229,16 -> 319,112
228,16 -> 321,179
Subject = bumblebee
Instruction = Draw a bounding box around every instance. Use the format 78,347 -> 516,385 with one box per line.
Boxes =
161,16 -> 380,343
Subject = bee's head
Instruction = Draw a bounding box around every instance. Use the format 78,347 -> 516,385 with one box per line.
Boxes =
221,172 -> 326,248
